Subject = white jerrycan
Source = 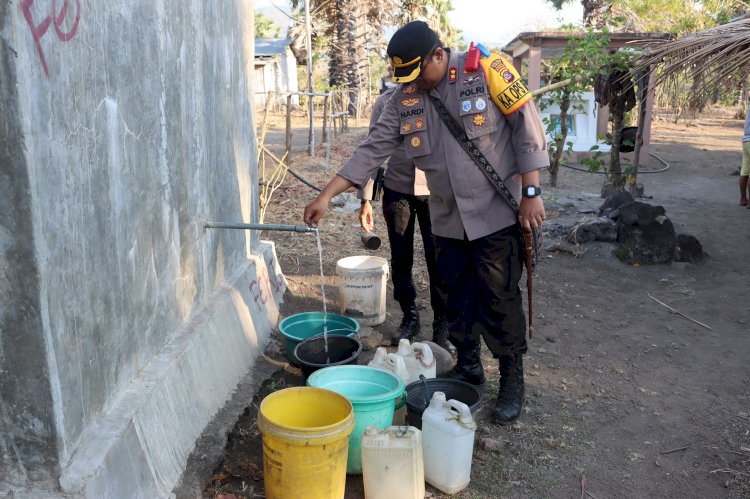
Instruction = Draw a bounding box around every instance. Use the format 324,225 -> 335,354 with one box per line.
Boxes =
368,347 -> 410,425
421,391 -> 476,495
396,339 -> 436,384
361,425 -> 425,499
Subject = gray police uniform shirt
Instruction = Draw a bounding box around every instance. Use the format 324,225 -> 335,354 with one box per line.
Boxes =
338,48 -> 549,241
359,88 -> 429,200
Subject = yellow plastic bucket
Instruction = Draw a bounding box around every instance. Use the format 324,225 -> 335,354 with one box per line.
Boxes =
257,387 -> 354,499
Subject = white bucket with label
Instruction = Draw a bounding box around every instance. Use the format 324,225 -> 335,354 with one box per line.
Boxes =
336,255 -> 389,326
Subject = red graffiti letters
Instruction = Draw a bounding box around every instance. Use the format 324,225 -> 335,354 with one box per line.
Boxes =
21,0 -> 80,77
249,279 -> 268,307
248,259 -> 284,309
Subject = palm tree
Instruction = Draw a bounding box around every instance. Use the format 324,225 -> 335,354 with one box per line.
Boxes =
290,0 -> 397,115
288,0 -> 459,117
548,0 -> 611,29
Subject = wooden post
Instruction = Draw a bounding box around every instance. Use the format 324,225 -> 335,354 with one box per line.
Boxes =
322,93 -> 330,146
285,94 -> 293,166
629,67 -> 651,197
304,0 -> 315,156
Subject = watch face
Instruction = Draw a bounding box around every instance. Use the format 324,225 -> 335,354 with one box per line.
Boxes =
524,186 -> 540,197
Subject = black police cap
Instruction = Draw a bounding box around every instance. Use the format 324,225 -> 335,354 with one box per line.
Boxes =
387,21 -> 439,84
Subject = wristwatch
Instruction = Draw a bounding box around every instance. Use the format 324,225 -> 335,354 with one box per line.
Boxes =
522,185 -> 542,198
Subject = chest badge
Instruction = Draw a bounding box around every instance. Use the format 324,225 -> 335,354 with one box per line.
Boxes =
472,113 -> 486,126
415,118 -> 424,129
410,136 -> 422,148
475,98 -> 487,111
449,67 -> 457,83
401,98 -> 420,107
403,84 -> 417,95
461,100 -> 472,113
403,123 -> 412,133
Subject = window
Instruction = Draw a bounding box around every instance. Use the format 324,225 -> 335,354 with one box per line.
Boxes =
550,115 -> 576,137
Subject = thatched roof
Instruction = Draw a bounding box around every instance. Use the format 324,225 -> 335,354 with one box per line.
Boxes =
632,14 -> 750,101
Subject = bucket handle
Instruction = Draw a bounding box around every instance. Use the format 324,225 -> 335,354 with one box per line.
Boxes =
419,374 -> 431,407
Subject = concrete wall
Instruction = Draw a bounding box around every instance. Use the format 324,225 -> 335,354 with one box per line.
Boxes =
1,1 -> 282,496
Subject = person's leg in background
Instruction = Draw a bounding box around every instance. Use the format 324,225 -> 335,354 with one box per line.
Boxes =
414,195 -> 456,354
435,234 -> 485,385
473,225 -> 527,425
382,187 -> 420,344
741,141 -> 750,207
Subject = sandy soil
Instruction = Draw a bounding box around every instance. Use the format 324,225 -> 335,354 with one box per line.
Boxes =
202,109 -> 750,498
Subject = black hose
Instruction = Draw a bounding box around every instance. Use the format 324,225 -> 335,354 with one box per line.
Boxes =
560,152 -> 671,174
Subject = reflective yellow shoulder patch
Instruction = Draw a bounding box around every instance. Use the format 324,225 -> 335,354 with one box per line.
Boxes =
480,53 -> 531,115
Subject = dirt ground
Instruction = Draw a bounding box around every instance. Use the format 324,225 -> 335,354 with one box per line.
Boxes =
201,108 -> 750,498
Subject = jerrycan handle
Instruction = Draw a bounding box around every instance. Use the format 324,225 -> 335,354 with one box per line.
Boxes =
411,342 -> 435,368
383,353 -> 409,382
447,399 -> 476,429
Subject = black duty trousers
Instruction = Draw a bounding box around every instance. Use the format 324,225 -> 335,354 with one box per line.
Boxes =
382,186 -> 445,317
434,224 -> 527,357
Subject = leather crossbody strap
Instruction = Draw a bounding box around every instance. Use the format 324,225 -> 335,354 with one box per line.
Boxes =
427,94 -> 520,214
428,93 -> 539,338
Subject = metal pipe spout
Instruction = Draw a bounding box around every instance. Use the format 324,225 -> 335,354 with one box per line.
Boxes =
203,222 -> 318,233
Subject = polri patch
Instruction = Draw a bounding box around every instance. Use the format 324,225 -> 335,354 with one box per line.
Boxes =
461,100 -> 472,113
475,97 -> 487,111
403,85 -> 417,94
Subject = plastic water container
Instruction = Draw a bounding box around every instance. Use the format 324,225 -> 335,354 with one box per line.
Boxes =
257,387 -> 354,499
361,425 -> 425,499
306,365 -> 405,474
421,392 -> 476,495
396,339 -> 436,384
368,347 -> 410,425
336,256 -> 389,326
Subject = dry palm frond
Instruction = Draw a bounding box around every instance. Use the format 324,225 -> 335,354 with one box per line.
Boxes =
631,16 -> 750,104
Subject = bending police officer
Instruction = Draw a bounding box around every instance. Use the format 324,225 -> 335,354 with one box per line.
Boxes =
303,21 -> 548,425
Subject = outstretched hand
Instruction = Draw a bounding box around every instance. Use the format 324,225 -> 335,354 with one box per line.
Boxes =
303,196 -> 329,228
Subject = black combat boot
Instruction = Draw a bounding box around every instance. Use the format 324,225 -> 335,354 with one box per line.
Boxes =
494,353 -> 525,425
392,302 -> 420,345
431,315 -> 457,355
442,347 -> 485,386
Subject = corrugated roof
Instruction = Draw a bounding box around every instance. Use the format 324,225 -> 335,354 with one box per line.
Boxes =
255,38 -> 291,56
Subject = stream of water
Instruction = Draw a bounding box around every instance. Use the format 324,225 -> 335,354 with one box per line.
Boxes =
314,229 -> 329,358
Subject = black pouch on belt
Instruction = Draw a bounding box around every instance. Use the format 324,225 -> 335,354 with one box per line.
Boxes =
372,166 -> 386,202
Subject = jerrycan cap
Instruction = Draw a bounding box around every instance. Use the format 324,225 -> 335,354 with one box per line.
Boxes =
429,391 -> 447,408
397,338 -> 412,355
364,426 -> 380,437
372,347 -> 388,362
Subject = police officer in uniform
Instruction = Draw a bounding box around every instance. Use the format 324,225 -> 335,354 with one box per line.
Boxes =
358,86 -> 455,354
304,21 -> 547,425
